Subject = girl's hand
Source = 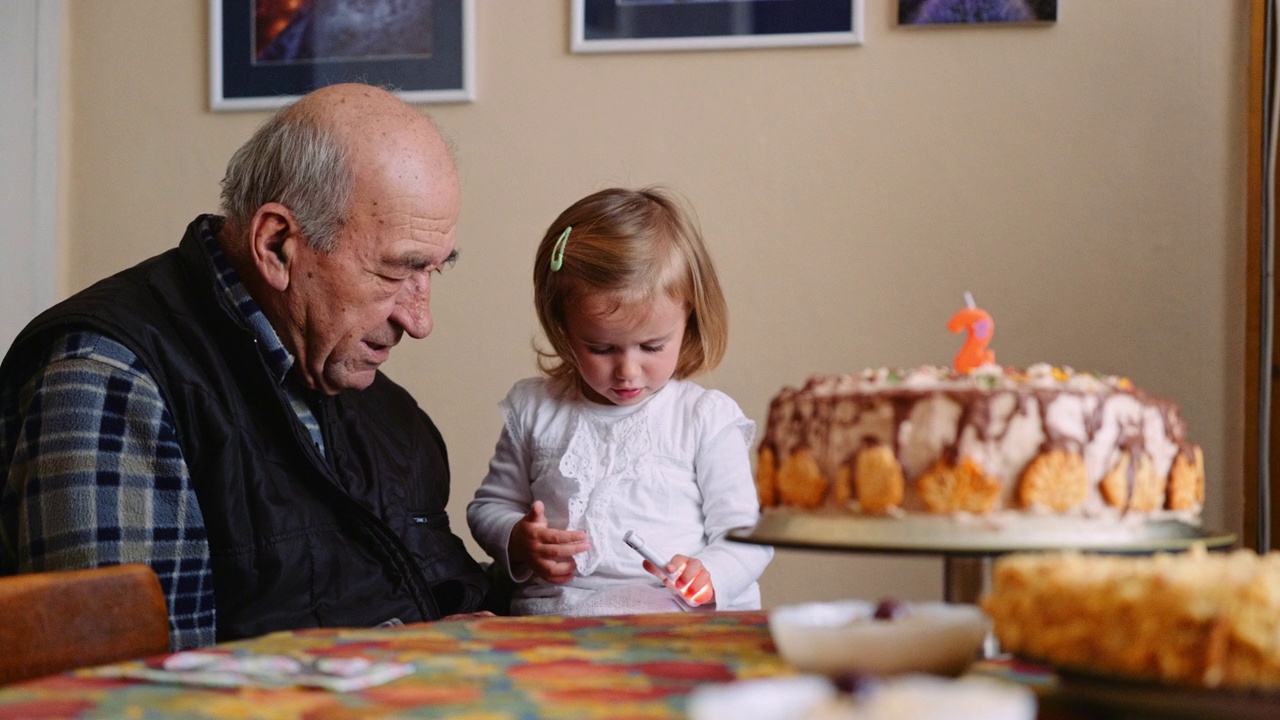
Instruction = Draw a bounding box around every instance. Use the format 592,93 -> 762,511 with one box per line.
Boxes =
643,554 -> 716,607
508,501 -> 590,584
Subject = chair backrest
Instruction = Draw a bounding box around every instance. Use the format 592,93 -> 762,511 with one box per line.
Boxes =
0,564 -> 170,685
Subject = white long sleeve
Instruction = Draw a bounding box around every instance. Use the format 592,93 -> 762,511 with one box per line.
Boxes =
686,390 -> 774,606
466,423 -> 535,582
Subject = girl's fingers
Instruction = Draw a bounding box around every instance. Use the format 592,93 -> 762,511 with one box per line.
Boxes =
537,555 -> 577,582
642,559 -> 672,581
661,557 -> 714,605
532,527 -> 590,554
686,578 -> 715,605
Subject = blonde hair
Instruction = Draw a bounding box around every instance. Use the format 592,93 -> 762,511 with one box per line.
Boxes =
533,187 -> 728,397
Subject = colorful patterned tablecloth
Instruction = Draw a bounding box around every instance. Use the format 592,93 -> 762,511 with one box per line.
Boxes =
0,611 -> 790,719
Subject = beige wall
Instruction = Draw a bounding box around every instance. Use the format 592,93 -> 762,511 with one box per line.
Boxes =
63,1 -> 1249,606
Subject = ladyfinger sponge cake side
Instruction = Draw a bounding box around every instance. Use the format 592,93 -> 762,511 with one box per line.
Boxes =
755,363 -> 1204,525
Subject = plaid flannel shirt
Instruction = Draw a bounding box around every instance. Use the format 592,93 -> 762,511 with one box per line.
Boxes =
0,218 -> 325,650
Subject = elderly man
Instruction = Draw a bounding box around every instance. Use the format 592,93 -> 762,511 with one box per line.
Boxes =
0,83 -> 491,650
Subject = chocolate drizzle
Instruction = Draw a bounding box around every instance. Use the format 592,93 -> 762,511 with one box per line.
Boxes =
760,366 -> 1199,514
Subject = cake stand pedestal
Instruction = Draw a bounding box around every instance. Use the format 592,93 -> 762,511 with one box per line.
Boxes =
727,512 -> 1237,605
942,556 -> 988,605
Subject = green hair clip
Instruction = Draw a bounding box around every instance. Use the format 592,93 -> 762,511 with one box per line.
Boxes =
550,226 -> 571,272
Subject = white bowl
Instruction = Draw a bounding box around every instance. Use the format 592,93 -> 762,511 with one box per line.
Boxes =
768,600 -> 991,677
687,676 -> 836,720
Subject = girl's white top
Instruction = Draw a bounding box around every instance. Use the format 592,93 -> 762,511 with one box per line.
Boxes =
467,377 -> 773,616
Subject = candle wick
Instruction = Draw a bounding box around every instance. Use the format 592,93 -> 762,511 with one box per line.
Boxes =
964,291 -> 976,309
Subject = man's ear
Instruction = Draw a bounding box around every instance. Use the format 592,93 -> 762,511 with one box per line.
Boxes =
248,203 -> 301,291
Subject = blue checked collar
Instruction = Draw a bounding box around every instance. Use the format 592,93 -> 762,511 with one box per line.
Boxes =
198,218 -> 295,386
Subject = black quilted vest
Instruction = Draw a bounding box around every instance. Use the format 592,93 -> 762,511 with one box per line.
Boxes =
0,216 -> 489,642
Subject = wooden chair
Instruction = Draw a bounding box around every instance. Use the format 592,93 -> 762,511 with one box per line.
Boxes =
0,564 -> 171,685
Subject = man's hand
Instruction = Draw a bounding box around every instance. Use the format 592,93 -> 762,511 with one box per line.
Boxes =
438,611 -> 496,621
508,501 -> 590,583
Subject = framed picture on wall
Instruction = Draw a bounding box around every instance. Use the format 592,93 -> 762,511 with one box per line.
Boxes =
898,0 -> 1057,25
571,0 -> 864,54
210,0 -> 475,111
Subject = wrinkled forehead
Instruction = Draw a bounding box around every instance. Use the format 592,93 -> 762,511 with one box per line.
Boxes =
346,123 -> 460,223
352,115 -> 456,186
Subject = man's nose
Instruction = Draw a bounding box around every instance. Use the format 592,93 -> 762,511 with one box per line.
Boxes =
393,276 -> 432,339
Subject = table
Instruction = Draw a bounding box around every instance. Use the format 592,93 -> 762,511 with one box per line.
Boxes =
0,610 -> 1233,720
0,612 -> 790,719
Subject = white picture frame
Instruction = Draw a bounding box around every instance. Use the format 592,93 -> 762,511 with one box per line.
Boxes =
571,0 -> 864,54
210,0 -> 475,111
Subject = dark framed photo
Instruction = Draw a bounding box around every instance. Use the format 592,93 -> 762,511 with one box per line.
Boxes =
898,0 -> 1057,25
571,0 -> 864,54
210,0 -> 475,111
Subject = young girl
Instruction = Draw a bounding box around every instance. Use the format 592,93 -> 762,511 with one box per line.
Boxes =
467,187 -> 772,616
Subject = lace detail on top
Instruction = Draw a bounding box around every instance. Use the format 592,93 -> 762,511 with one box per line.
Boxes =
558,406 -> 652,576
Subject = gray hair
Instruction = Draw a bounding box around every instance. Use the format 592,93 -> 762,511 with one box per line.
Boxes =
218,104 -> 352,254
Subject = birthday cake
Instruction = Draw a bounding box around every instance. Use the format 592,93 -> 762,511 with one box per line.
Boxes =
754,363 -> 1204,533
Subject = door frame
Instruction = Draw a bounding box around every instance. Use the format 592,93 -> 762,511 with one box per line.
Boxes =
1246,0 -> 1276,551
0,0 -> 61,350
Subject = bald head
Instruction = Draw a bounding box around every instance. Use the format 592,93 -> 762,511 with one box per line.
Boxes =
293,83 -> 440,133
219,82 -> 457,256
292,83 -> 454,171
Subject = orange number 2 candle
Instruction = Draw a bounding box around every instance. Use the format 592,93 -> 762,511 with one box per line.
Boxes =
948,292 -> 995,373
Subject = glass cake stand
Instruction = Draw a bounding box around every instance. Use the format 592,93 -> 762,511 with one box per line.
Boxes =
727,511 -> 1237,604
